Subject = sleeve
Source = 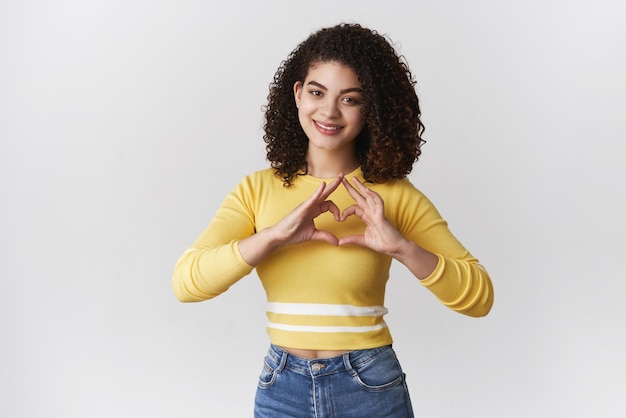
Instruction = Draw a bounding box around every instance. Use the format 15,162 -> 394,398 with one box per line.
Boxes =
393,181 -> 494,317
172,176 -> 256,302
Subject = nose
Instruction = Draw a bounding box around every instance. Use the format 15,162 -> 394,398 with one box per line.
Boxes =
320,99 -> 340,118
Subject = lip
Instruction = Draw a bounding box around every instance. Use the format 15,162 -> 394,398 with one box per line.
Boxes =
314,120 -> 344,135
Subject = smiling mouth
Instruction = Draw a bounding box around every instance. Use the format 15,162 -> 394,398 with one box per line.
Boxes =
314,121 -> 343,132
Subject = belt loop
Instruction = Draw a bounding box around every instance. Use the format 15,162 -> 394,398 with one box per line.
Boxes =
343,352 -> 357,377
275,346 -> 288,373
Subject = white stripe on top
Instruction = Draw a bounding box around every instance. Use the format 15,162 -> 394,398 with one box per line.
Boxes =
267,321 -> 387,333
266,302 -> 388,317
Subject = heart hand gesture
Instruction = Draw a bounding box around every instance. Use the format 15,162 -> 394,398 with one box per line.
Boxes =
338,176 -> 406,255
271,173 -> 344,247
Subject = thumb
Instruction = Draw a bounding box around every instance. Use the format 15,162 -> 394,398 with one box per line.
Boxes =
311,230 -> 340,246
338,234 -> 366,247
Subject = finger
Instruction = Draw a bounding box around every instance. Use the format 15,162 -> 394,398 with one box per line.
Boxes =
341,177 -> 366,205
298,182 -> 327,212
320,173 -> 344,201
340,205 -> 362,221
320,200 -> 342,221
311,230 -> 339,246
351,177 -> 385,214
338,234 -> 366,247
351,177 -> 379,201
310,181 -> 327,200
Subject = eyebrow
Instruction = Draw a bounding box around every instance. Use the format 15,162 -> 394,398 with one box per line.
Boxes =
306,81 -> 363,95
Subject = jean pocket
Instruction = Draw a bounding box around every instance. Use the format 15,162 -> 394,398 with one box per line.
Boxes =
257,358 -> 279,388
350,348 -> 405,392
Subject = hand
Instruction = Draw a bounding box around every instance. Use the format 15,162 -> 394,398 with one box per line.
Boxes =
338,177 -> 407,254
270,173 -> 344,247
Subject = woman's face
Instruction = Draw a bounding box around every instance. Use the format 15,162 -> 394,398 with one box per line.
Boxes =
293,61 -> 365,156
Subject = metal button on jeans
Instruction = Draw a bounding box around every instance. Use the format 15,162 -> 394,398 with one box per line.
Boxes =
311,363 -> 324,372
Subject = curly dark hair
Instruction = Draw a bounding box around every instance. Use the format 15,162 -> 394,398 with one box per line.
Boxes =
264,23 -> 425,186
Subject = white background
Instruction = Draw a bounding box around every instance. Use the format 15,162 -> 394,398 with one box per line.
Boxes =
2,1 -> 625,417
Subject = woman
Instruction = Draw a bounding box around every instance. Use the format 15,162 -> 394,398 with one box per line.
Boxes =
173,23 -> 493,417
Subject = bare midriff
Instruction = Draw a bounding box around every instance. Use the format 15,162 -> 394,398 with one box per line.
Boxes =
281,347 -> 349,359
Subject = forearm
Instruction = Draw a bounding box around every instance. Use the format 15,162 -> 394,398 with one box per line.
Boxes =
389,238 -> 493,317
172,242 -> 254,302
237,227 -> 284,267
420,256 -> 494,317
389,237 -> 439,280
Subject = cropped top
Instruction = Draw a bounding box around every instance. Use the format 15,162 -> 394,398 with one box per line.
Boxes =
172,167 -> 493,350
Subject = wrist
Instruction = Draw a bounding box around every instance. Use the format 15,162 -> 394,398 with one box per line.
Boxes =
238,227 -> 284,266
391,239 -> 439,280
262,225 -> 290,249
386,236 -> 414,260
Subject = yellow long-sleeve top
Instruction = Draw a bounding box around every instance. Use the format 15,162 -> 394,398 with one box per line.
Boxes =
173,167 -> 493,350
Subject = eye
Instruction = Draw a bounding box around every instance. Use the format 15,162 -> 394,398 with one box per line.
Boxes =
309,90 -> 323,97
342,96 -> 361,106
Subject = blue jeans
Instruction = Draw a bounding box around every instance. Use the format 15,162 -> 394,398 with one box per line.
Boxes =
254,344 -> 414,418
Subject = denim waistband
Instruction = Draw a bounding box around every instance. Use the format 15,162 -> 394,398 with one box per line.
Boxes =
266,344 -> 393,378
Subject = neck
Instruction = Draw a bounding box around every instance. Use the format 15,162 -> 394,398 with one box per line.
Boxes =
305,149 -> 359,179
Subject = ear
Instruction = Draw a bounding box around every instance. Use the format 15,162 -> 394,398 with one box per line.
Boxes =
293,81 -> 303,108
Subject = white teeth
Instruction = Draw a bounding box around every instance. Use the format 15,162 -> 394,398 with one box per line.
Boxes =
316,122 -> 339,130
